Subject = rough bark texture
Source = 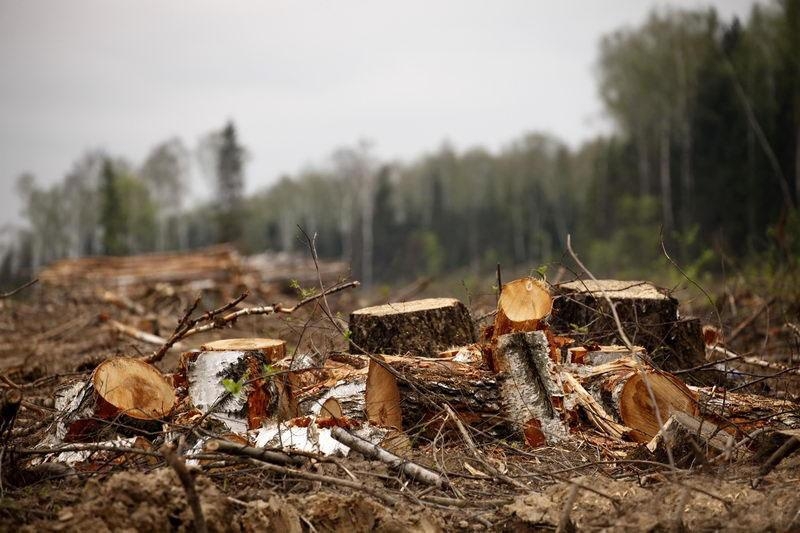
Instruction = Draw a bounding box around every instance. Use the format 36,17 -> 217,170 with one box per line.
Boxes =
349,298 -> 475,356
183,348 -> 280,433
299,374 -> 366,420
59,358 -> 176,441
494,331 -> 566,446
655,318 -> 711,378
380,355 -> 513,440
575,358 -> 699,443
646,412 -> 739,466
552,280 -> 706,372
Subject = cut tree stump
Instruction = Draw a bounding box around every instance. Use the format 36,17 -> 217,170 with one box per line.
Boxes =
349,298 -> 475,356
646,412 -> 738,466
494,331 -> 566,446
575,358 -> 698,443
552,280 -> 678,353
183,338 -> 292,432
63,357 -> 176,441
493,277 -> 553,338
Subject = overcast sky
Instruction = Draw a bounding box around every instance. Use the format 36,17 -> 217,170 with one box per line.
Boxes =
0,0 -> 757,229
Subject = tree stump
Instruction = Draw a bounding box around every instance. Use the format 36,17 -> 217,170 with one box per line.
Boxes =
493,278 -> 553,338
551,280 -> 690,362
183,338 -> 291,432
494,331 -> 567,446
575,358 -> 698,443
349,298 -> 475,355
63,357 -> 176,441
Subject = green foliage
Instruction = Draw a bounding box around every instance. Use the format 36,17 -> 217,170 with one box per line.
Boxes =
221,377 -> 244,396
289,279 -> 317,299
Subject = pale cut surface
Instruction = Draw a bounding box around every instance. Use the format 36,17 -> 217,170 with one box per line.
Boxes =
558,279 -> 668,301
619,371 -> 698,443
499,278 -> 552,322
201,338 -> 286,353
92,358 -> 176,420
365,359 -> 403,429
352,298 -> 460,317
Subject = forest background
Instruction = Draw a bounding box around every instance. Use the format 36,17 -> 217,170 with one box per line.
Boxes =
3,0 -> 799,291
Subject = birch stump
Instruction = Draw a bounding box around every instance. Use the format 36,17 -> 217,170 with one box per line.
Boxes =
183,338 -> 291,432
349,298 -> 475,356
494,331 -> 567,446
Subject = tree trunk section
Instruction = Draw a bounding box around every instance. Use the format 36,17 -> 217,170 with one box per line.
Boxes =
575,358 -> 698,443
494,331 -> 566,446
493,278 -> 553,339
349,298 -> 475,356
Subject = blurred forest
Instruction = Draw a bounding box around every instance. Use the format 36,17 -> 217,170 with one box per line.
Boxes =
3,1 -> 799,288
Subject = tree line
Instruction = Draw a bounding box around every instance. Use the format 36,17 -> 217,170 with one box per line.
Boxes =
2,1 -> 798,287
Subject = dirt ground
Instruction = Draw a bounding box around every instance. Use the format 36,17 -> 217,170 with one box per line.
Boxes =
1,276 -> 799,532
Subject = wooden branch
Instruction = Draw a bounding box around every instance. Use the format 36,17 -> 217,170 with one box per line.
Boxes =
106,319 -> 182,349
204,439 -> 304,466
161,444 -> 207,533
0,278 -> 38,299
728,297 -> 775,342
330,426 -> 449,489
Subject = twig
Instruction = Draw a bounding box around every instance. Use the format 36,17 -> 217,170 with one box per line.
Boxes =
330,426 -> 449,489
146,295 -> 203,363
243,456 -> 398,506
753,433 -> 800,488
566,235 -> 633,350
728,297 -> 776,343
204,439 -> 304,466
0,278 -> 38,299
105,319 -> 182,349
161,444 -> 207,533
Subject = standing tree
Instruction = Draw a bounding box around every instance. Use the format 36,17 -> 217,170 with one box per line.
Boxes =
140,138 -> 189,250
99,159 -> 127,256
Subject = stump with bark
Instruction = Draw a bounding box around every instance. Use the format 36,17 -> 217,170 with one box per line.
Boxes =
63,357 -> 176,441
182,338 -> 292,432
349,298 -> 475,356
494,331 -> 567,445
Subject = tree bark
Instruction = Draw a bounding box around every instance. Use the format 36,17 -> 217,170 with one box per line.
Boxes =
350,298 -> 475,356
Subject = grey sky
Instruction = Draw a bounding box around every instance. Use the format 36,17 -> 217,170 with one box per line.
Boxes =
0,0 -> 756,229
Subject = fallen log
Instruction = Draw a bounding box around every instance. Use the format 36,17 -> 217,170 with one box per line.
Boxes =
61,358 -> 176,441
375,354 -> 513,440
349,298 -> 475,356
493,277 -> 552,338
574,358 -> 699,443
494,331 -> 566,446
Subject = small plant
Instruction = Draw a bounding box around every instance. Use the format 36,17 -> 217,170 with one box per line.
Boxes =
261,363 -> 277,378
221,377 -> 244,396
289,279 -> 317,299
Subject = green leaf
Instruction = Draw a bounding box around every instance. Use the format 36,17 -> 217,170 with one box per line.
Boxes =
221,377 -> 243,396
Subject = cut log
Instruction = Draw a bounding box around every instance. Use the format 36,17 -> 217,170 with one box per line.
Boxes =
645,412 -> 739,466
299,373 -> 366,421
62,357 -> 176,441
251,418 -> 392,456
575,358 -> 698,443
494,332 -> 566,446
551,279 -> 679,357
349,298 -> 475,356
365,358 -> 403,429
183,340 -> 293,433
692,387 -> 800,436
377,354 -> 513,440
493,278 -> 553,338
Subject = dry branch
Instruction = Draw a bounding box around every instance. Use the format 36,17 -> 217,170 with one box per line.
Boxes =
330,426 -> 449,489
161,444 -> 207,533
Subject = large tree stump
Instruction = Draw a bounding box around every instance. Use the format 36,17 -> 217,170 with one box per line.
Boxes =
551,280 -> 707,372
349,298 -> 475,356
63,357 -> 176,441
574,358 -> 698,443
493,278 -> 553,338
183,338 -> 291,432
494,331 -> 567,445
